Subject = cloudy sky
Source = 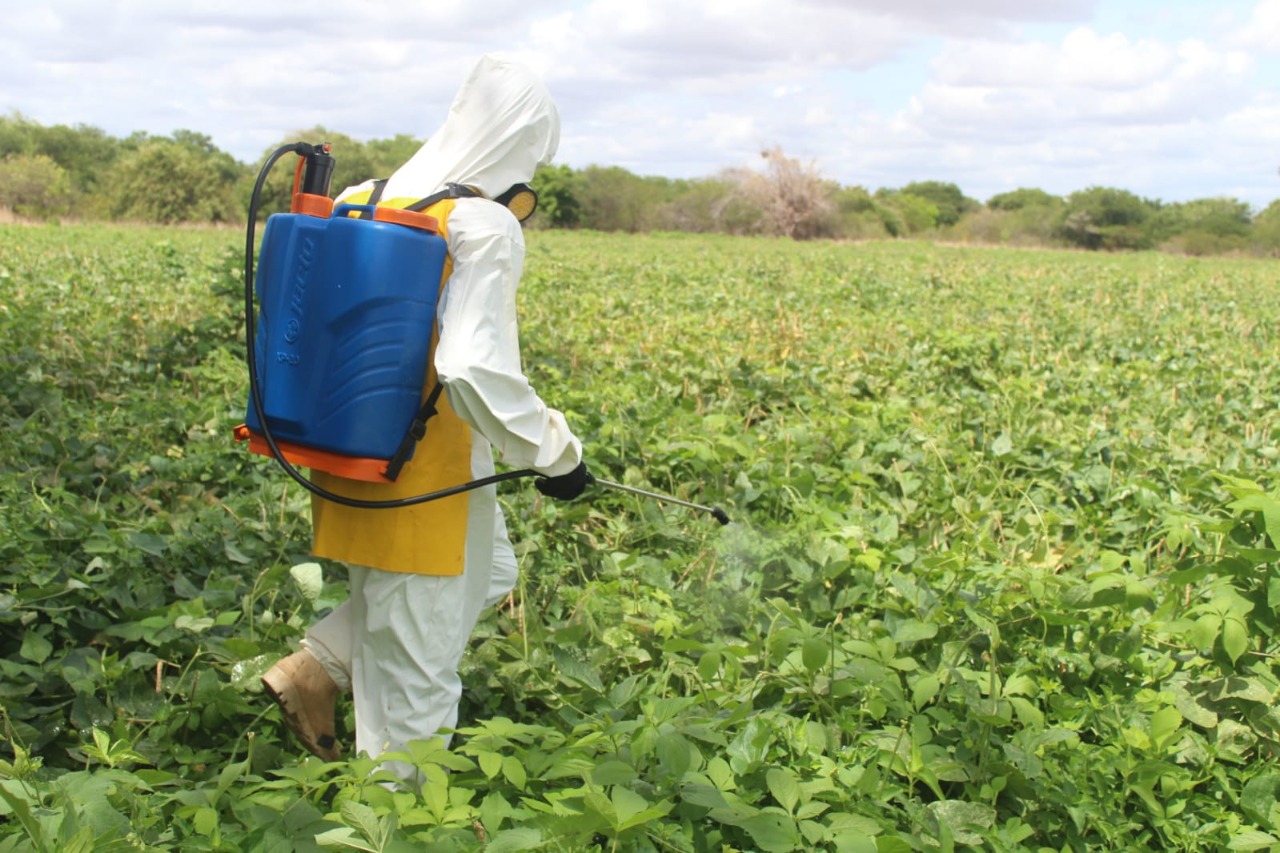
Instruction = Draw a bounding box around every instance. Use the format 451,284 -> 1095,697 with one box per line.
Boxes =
5,0 -> 1280,208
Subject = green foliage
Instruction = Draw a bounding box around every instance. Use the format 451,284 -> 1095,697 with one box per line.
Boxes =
363,134 -> 423,178
531,163 -> 585,228
1253,200 -> 1280,256
0,113 -> 123,200
986,188 -> 1062,212
575,165 -> 668,233
0,154 -> 73,220
1155,197 -> 1254,256
5,226 -> 1280,849
878,187 -> 950,235
108,134 -> 247,224
899,180 -> 978,227
0,113 -> 1275,257
1060,185 -> 1157,250
832,186 -> 894,240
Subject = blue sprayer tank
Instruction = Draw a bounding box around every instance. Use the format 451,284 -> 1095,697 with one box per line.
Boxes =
242,203 -> 448,476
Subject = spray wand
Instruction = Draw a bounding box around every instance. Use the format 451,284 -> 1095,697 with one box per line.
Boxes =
590,477 -> 729,525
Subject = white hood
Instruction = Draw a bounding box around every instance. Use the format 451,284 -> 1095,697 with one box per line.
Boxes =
379,55 -> 559,202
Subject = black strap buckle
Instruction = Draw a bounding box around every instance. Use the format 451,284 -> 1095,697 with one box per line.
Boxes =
382,382 -> 446,482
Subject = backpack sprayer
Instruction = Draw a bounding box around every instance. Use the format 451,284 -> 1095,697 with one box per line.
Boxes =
236,142 -> 729,525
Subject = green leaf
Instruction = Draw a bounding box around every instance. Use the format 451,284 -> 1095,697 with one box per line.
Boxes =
613,786 -> 668,831
680,782 -> 730,810
727,717 -> 773,775
314,827 -> 378,851
129,531 -> 168,556
740,812 -> 800,853
655,732 -> 693,779
1222,614 -> 1249,665
1228,492 -> 1280,549
1190,614 -> 1222,651
591,759 -> 638,787
1150,707 -> 1183,750
502,755 -> 527,790
1242,773 -> 1280,829
801,637 -> 829,674
290,562 -> 324,603
174,615 -> 214,633
19,631 -> 52,664
477,750 -> 502,780
927,800 -> 996,846
224,539 -> 252,565
875,839 -> 916,853
0,784 -> 47,852
1172,685 -> 1218,728
1008,697 -> 1044,730
1229,829 -> 1279,851
483,828 -> 543,853
338,800 -> 386,850
912,674 -> 940,710
766,767 -> 802,815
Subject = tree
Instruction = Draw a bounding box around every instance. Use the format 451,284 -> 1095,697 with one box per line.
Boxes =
653,177 -> 741,233
892,192 -> 940,234
573,165 -> 669,232
1252,200 -> 1280,255
365,134 -> 422,178
530,163 -> 583,228
0,154 -> 72,220
987,188 -> 1062,211
1059,186 -> 1155,250
899,180 -> 977,227
723,147 -> 837,239
831,186 -> 892,240
1150,197 -> 1252,255
109,141 -> 241,223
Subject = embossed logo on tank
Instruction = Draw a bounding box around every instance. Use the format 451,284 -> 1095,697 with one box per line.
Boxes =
277,235 -> 315,367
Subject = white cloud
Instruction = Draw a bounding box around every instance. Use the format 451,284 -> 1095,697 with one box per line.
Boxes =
0,0 -> 1275,206
1232,0 -> 1280,51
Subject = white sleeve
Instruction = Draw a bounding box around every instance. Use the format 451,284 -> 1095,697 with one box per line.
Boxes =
433,198 -> 582,476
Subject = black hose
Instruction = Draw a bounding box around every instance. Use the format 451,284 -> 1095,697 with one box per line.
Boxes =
242,143 -> 539,509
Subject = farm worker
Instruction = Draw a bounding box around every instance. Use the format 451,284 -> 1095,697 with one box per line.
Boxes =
260,54 -> 590,781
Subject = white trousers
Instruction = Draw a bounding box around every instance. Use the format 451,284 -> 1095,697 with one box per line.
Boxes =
301,507 -> 518,773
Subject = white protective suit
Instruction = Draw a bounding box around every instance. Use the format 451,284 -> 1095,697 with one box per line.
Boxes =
299,55 -> 581,774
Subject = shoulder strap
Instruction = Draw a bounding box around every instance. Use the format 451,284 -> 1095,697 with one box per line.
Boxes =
380,193 -> 458,482
406,183 -> 479,212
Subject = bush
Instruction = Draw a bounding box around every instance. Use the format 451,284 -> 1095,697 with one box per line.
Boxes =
0,154 -> 72,220
110,142 -> 243,224
1060,186 -> 1155,250
721,147 -> 838,239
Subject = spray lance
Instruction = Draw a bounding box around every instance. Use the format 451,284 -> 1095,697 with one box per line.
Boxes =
238,143 -> 729,526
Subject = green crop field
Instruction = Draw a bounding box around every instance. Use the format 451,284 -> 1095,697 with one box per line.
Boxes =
2,223 -> 1280,851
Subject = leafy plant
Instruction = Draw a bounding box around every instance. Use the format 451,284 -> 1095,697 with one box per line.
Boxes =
2,225 -> 1279,850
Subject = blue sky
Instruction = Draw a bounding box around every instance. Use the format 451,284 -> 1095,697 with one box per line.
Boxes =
4,0 -> 1279,208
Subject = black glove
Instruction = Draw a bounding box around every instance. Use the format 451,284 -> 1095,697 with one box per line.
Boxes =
534,461 -> 592,501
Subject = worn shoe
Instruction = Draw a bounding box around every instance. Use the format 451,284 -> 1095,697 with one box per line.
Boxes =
261,650 -> 342,761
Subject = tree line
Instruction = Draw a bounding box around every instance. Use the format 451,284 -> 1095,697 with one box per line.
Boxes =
3,113 -> 1278,256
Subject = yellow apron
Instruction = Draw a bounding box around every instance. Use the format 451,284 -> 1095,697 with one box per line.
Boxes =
310,193 -> 472,576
